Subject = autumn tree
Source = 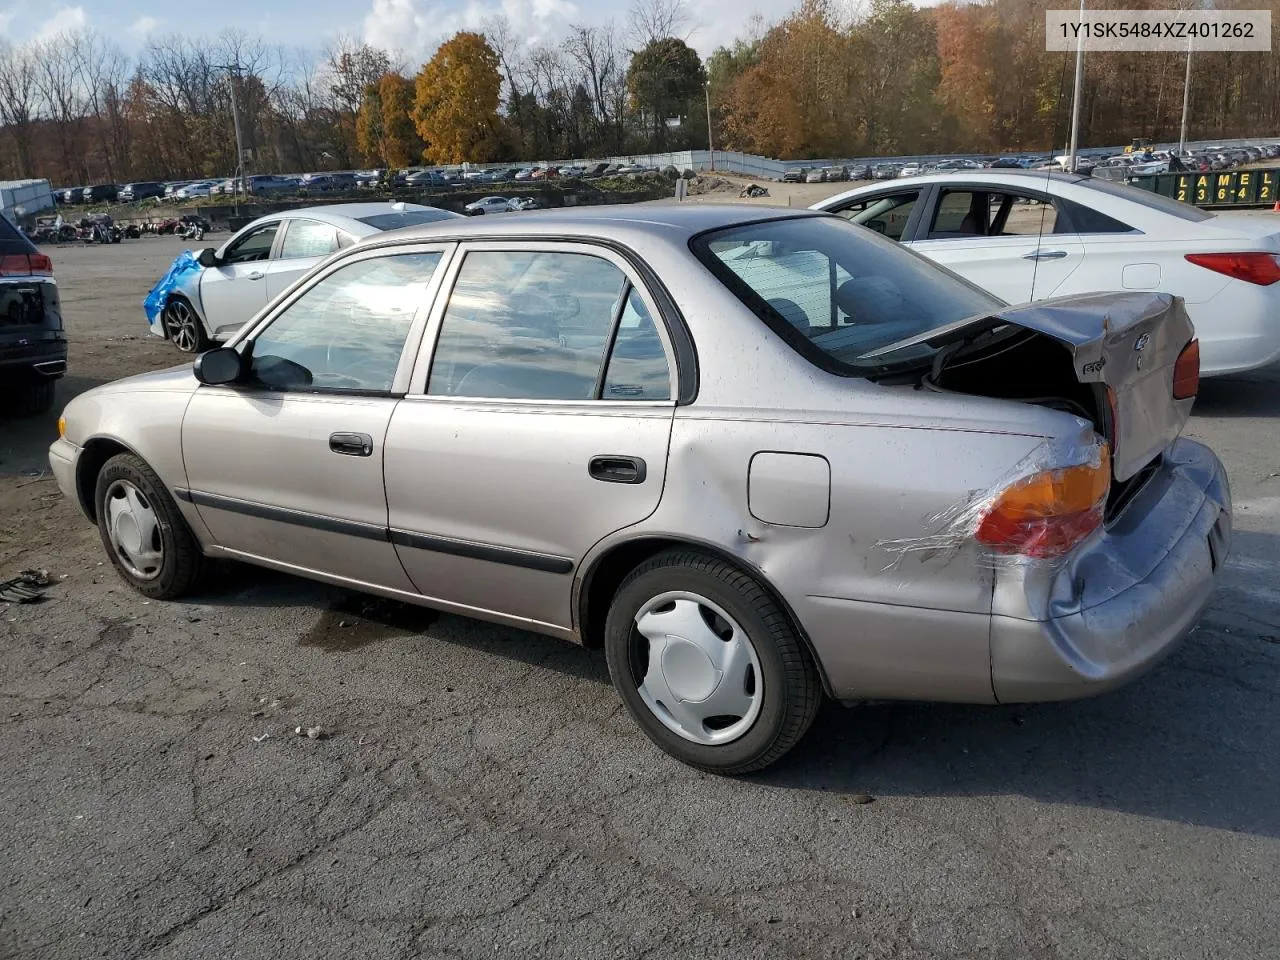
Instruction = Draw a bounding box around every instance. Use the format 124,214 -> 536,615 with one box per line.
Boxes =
626,38 -> 704,149
413,32 -> 502,164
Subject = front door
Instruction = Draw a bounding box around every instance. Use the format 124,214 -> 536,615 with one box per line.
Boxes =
181,246 -> 451,590
384,243 -> 678,632
198,221 -> 280,338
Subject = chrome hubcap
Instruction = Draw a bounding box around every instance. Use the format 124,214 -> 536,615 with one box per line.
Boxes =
631,591 -> 763,745
104,480 -> 164,580
164,301 -> 198,352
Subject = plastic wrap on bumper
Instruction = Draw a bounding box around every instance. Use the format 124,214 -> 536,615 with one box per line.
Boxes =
990,438 -> 1230,702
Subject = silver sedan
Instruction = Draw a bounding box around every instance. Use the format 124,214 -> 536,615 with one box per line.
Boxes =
52,206 -> 1230,773
149,202 -> 459,353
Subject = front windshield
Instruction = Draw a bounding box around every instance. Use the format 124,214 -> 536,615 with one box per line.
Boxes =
692,215 -> 1002,374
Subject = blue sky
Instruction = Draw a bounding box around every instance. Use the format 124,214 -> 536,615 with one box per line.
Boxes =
0,0 -> 833,60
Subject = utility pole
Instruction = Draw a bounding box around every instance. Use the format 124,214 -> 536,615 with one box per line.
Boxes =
215,63 -> 248,202
704,80 -> 713,171
1067,0 -> 1086,172
1179,35 -> 1193,155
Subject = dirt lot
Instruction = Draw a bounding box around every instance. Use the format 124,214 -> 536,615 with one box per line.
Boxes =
2,234 -> 1279,960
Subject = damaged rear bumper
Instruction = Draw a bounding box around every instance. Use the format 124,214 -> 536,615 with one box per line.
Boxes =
990,438 -> 1230,702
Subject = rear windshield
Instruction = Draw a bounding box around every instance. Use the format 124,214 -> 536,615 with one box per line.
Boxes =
1082,177 -> 1215,221
357,210 -> 460,231
692,215 -> 1001,375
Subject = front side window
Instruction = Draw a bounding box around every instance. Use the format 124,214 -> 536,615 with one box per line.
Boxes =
428,250 -> 669,401
248,252 -> 442,392
280,219 -> 339,259
693,216 -> 1001,376
222,223 -> 278,264
834,192 -> 919,241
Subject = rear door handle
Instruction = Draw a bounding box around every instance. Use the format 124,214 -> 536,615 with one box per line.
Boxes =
1022,249 -> 1068,261
329,432 -> 373,457
588,455 -> 647,484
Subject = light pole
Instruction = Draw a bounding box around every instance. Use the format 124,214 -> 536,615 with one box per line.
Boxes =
1066,0 -> 1086,173
214,63 -> 248,201
1178,34 -> 1193,155
704,80 -> 713,171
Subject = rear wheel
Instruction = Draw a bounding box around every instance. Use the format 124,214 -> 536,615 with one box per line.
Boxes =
604,550 -> 821,774
162,297 -> 209,354
95,453 -> 207,599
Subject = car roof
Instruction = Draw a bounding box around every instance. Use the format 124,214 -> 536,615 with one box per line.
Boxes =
369,203 -> 823,246
240,202 -> 456,236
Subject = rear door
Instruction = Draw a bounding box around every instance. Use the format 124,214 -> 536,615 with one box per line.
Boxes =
265,218 -> 344,302
383,241 -> 678,631
198,221 -> 280,338
907,185 -> 1085,304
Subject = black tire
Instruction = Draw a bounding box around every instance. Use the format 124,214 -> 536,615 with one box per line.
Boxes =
11,380 -> 57,417
162,296 -> 209,354
604,549 -> 821,774
94,453 -> 207,600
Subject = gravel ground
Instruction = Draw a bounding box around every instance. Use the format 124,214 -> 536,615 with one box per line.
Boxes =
1,233 -> 1278,960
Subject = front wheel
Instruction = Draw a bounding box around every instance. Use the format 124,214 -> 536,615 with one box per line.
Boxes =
95,453 -> 207,599
162,297 -> 209,354
604,550 -> 821,774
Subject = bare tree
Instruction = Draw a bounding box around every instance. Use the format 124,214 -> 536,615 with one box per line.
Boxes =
627,0 -> 691,46
0,41 -> 40,177
71,31 -> 131,180
33,33 -> 89,183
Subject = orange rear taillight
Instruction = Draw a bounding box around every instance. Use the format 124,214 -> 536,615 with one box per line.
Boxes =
975,444 -> 1111,559
1173,338 -> 1200,400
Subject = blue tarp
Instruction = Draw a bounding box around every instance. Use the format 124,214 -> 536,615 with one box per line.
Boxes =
142,250 -> 201,336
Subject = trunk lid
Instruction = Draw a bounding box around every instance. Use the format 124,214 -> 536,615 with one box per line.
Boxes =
985,292 -> 1194,481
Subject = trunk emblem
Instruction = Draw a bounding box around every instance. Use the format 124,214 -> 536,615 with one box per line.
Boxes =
1133,333 -> 1151,352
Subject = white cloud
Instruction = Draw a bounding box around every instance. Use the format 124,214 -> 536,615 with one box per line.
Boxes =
0,10 -> 16,37
363,0 -> 579,65
33,6 -> 87,44
129,15 -> 160,38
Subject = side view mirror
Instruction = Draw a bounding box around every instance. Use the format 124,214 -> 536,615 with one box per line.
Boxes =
193,346 -> 244,385
196,248 -> 218,268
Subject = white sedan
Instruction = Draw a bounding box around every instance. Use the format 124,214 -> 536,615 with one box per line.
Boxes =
464,196 -> 514,215
813,170 -> 1280,375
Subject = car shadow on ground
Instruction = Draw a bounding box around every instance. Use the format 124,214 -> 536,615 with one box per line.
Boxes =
182,527 -> 1280,839
1192,370 -> 1280,418
0,376 -> 109,477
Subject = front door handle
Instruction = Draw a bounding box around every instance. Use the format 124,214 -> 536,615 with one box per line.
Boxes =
1022,249 -> 1068,261
246,270 -> 265,280
588,455 -> 647,484
329,432 -> 373,457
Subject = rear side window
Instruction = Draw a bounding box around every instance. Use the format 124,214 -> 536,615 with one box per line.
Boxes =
1060,198 -> 1135,234
357,210 -> 459,230
427,250 -> 670,401
694,216 -> 1001,376
280,220 -> 339,258
1082,178 -> 1214,221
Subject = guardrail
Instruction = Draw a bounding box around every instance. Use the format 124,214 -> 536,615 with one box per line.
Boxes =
1128,168 -> 1279,208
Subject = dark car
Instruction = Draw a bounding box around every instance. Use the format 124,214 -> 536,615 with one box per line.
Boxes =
79,184 -> 119,204
60,186 -> 84,204
848,164 -> 873,180
781,168 -> 806,183
119,181 -> 165,202
989,157 -> 1025,169
0,215 -> 65,415
583,162 -> 609,178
